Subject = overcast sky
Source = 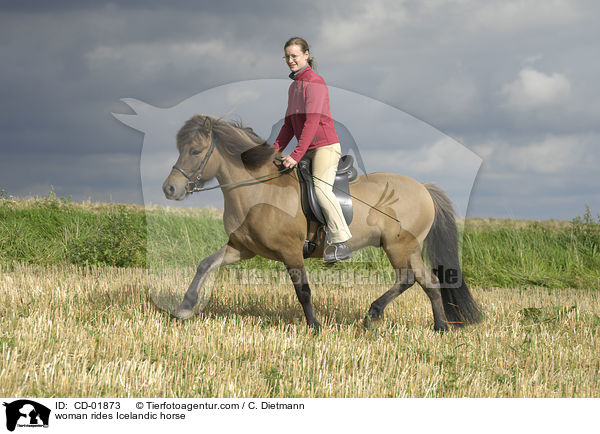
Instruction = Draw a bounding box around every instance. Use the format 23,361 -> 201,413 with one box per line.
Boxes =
1,0 -> 598,220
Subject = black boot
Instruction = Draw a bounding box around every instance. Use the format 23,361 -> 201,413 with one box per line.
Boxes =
323,242 -> 354,264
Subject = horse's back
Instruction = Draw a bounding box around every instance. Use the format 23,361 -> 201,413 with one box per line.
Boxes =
353,171 -> 428,189
348,171 -> 436,247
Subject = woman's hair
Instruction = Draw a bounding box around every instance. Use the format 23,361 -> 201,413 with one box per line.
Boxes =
284,36 -> 315,69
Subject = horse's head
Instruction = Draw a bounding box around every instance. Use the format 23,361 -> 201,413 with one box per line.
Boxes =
163,115 -> 222,200
163,114 -> 276,200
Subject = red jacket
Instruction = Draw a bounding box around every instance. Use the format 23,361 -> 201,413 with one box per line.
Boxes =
273,65 -> 340,162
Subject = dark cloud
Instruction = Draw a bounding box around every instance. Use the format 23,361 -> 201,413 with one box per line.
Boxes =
0,152 -> 143,203
0,0 -> 299,14
0,0 -> 598,218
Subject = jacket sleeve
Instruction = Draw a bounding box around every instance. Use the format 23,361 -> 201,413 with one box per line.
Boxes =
289,81 -> 327,162
272,115 -> 294,152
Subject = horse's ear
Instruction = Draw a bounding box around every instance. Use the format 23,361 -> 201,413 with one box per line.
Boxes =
203,117 -> 212,134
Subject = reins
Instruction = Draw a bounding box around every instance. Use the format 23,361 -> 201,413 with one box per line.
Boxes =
174,138 -> 291,193
190,167 -> 290,192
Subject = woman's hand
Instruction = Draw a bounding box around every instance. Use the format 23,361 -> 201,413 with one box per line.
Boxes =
281,155 -> 298,169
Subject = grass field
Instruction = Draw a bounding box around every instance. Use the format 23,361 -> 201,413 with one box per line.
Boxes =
1,196 -> 599,397
1,196 -> 599,289
1,263 -> 599,397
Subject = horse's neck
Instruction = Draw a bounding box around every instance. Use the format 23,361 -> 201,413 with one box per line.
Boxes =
218,160 -> 301,235
215,157 -> 275,191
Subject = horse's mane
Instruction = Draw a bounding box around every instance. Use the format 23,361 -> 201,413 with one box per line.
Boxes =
177,115 -> 276,170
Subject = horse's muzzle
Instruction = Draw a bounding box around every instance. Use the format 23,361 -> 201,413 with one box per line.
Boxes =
162,179 -> 187,201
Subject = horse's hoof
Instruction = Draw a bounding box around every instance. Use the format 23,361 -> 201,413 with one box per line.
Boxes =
363,308 -> 383,329
306,321 -> 321,335
363,315 -> 377,330
434,323 -> 449,334
308,321 -> 321,333
174,308 -> 194,320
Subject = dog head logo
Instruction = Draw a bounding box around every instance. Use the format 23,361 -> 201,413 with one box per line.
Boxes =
3,400 -> 51,431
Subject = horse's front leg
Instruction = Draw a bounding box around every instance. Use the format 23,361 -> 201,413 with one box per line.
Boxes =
286,265 -> 321,330
176,243 -> 254,320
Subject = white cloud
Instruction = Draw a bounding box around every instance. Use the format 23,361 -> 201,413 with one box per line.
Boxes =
483,135 -> 583,174
523,54 -> 544,65
466,0 -> 579,33
364,136 -> 480,176
410,137 -> 459,173
471,144 -> 495,160
500,67 -> 571,111
318,1 -> 408,61
507,136 -> 581,173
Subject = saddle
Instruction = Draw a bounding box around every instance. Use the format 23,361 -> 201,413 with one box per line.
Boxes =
296,154 -> 358,257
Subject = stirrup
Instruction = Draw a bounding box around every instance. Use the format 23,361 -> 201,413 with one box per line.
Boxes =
323,229 -> 353,263
323,242 -> 354,264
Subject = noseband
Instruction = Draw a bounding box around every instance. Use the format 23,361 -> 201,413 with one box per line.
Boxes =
171,129 -> 217,193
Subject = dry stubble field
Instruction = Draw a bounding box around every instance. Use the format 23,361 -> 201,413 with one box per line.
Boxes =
1,262 -> 599,398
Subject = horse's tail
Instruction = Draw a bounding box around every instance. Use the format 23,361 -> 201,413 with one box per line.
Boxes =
423,183 -> 482,326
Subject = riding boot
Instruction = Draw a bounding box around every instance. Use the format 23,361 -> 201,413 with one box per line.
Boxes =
323,241 -> 354,263
322,228 -> 353,263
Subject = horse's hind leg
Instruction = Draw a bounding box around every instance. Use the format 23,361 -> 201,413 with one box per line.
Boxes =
364,277 -> 412,328
176,243 -> 254,320
364,248 -> 413,328
410,252 -> 449,332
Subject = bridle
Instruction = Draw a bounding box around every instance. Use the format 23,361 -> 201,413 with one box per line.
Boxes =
171,121 -> 290,194
171,128 -> 218,194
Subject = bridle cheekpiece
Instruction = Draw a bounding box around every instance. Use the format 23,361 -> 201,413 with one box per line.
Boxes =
171,117 -> 217,194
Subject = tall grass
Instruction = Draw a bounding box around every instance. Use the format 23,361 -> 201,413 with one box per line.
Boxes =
1,194 -> 598,289
0,194 -> 146,267
461,211 -> 600,289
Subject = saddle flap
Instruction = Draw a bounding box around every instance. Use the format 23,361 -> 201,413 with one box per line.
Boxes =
297,153 -> 355,228
298,159 -> 326,224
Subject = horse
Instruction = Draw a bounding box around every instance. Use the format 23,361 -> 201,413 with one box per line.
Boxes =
161,114 -> 481,331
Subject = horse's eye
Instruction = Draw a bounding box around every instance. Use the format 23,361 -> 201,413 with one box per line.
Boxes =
190,149 -> 202,156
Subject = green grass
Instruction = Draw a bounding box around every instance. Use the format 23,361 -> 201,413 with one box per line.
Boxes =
461,210 -> 600,289
145,207 -> 227,267
0,194 -> 146,267
1,193 -> 599,290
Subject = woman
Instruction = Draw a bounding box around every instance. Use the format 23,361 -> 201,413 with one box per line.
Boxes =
273,37 -> 353,263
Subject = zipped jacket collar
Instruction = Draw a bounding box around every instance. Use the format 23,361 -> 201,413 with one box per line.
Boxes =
289,64 -> 310,80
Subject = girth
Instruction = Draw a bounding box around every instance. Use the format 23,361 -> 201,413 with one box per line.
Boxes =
296,154 -> 358,257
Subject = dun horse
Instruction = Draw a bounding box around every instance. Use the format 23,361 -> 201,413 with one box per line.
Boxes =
162,115 -> 481,331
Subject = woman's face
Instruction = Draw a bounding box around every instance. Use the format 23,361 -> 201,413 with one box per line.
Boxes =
284,44 -> 309,73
